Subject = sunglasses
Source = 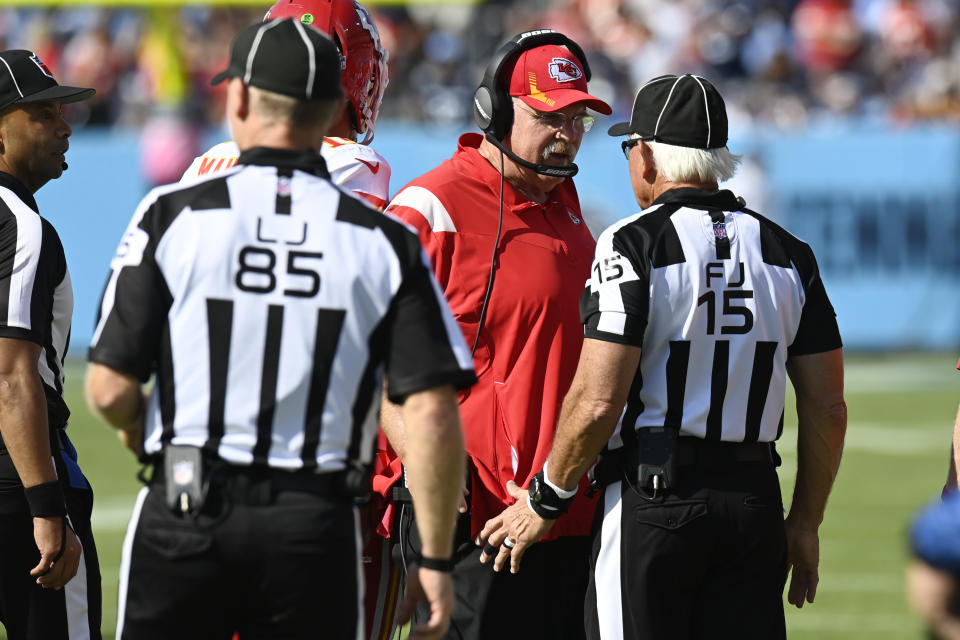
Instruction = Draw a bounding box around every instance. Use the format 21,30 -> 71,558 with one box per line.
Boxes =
621,138 -> 641,160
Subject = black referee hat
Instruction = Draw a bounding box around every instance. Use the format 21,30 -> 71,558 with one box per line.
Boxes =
608,74 -> 728,150
212,18 -> 343,101
0,50 -> 95,112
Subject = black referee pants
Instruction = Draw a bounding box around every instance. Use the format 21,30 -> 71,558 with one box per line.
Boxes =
586,461 -> 787,640
0,450 -> 102,640
117,474 -> 360,640
397,504 -> 591,640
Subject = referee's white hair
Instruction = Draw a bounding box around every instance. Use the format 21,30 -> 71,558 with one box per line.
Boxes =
645,138 -> 742,184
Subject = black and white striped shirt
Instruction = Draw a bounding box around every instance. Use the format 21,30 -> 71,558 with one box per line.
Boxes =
581,188 -> 841,448
0,172 -> 73,434
89,147 -> 475,472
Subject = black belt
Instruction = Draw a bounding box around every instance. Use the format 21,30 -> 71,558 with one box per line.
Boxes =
393,439 -> 775,502
589,436 -> 779,495
672,437 -> 778,466
149,458 -> 347,498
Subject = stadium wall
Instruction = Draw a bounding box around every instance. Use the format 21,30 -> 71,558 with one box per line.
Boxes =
41,122 -> 960,352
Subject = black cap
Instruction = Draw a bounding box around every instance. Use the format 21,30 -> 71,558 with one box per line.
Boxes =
0,50 -> 95,112
608,74 -> 728,150
211,18 -> 343,101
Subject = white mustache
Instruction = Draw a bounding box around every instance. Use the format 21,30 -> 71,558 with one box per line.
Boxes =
541,142 -> 576,161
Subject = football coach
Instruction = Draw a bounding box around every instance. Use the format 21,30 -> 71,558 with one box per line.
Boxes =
85,19 -> 474,640
479,74 -> 847,640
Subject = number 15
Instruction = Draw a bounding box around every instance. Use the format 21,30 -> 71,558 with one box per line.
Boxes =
696,289 -> 754,335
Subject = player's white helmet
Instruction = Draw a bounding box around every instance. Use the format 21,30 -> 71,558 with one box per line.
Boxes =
265,0 -> 388,144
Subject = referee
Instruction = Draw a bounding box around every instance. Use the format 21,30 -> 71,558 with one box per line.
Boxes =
85,19 -> 474,640
478,75 -> 847,639
0,50 -> 101,639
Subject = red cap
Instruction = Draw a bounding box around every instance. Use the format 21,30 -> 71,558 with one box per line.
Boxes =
507,44 -> 611,115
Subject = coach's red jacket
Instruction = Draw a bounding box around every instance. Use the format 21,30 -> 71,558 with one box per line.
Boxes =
381,133 -> 598,541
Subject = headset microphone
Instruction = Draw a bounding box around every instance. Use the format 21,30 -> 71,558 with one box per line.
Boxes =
61,161 -> 68,171
483,133 -> 578,178
469,30 -> 593,356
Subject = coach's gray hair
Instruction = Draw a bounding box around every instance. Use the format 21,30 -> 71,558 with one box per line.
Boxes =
249,86 -> 341,131
646,138 -> 742,183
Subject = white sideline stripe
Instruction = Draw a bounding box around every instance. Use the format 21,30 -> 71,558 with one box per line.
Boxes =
843,360 -> 959,393
777,422 -> 949,455
815,573 -> 902,593
91,497 -> 137,531
787,612 -> 918,632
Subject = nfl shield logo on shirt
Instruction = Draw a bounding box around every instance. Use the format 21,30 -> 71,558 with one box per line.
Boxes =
278,175 -> 292,197
713,220 -> 727,239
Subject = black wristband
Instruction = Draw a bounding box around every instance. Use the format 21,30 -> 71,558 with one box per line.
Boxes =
24,481 -> 67,518
418,555 -> 455,572
527,470 -> 575,520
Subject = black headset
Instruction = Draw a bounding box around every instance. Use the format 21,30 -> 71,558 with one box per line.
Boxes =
466,30 -> 593,358
473,29 -> 592,179
474,29 -> 592,141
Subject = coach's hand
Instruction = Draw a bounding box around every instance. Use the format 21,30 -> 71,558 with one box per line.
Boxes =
477,480 -> 554,574
398,565 -> 454,639
784,514 -> 820,608
31,515 -> 81,590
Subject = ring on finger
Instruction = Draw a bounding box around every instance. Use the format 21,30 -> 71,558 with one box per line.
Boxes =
503,537 -> 515,549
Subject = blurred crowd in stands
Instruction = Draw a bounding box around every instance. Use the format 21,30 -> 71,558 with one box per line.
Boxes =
2,0 -> 958,132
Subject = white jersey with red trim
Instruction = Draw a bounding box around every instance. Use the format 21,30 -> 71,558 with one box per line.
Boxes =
180,137 -> 391,209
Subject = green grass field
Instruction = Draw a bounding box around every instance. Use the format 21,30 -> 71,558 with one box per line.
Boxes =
4,353 -> 954,639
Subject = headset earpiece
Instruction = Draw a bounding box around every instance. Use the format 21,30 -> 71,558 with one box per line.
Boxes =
470,30 -> 593,359
472,84 -> 495,134
473,29 -> 592,142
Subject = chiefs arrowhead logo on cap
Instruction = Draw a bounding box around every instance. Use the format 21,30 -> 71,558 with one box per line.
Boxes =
508,44 -> 612,114
548,58 -> 582,83
28,53 -> 55,79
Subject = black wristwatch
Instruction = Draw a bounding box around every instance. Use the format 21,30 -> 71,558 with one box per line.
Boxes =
527,470 -> 575,520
